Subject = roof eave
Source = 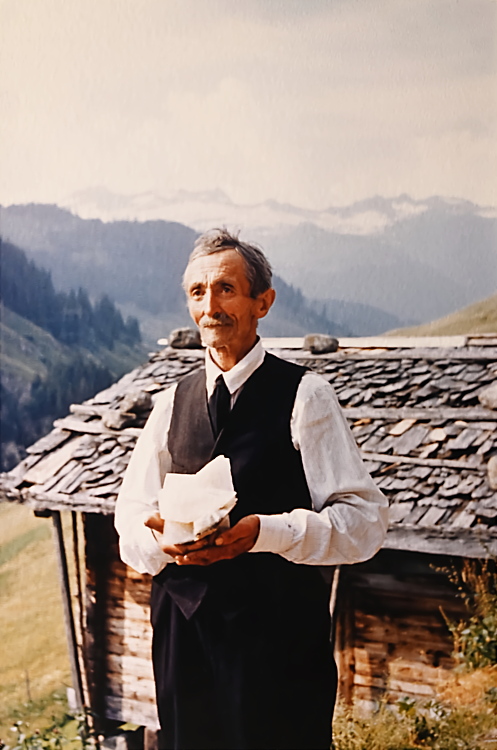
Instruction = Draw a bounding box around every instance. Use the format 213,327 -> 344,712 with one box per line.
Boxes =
3,480 -> 496,558
385,523 -> 497,559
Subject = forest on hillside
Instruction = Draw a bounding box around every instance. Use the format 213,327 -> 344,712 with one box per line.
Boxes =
1,242 -> 141,349
0,242 -> 144,471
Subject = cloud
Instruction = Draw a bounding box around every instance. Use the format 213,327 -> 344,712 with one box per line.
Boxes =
0,0 -> 495,206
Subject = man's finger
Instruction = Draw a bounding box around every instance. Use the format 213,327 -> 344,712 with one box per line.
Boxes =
175,538 -> 210,553
175,530 -> 219,553
176,529 -> 258,565
176,544 -> 238,566
161,544 -> 187,557
175,545 -> 229,565
214,515 -> 260,547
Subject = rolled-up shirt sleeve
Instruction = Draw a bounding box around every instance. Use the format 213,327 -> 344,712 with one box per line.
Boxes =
114,386 -> 177,575
251,371 -> 388,565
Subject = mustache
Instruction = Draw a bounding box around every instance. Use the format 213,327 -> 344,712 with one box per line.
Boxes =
200,314 -> 234,327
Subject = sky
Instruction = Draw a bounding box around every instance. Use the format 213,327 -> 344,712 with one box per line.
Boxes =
0,0 -> 496,210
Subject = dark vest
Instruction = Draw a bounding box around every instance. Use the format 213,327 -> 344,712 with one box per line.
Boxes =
169,352 -> 312,519
156,352 -> 326,618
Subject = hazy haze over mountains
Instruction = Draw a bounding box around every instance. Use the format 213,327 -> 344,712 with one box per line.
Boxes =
0,203 -> 355,345
2,192 -> 495,340
61,189 -> 497,325
253,207 -> 496,323
63,187 -> 496,236
389,293 -> 497,337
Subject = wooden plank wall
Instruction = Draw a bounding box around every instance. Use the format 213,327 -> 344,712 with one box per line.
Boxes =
83,514 -> 159,730
105,559 -> 159,729
106,560 -> 158,728
335,550 -> 467,712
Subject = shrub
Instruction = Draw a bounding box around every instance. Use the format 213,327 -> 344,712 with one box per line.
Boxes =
4,712 -> 96,750
441,558 -> 497,670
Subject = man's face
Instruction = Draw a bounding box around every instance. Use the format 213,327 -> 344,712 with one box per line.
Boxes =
184,249 -> 273,361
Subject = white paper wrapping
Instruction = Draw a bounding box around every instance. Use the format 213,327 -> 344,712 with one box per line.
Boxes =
158,455 -> 237,545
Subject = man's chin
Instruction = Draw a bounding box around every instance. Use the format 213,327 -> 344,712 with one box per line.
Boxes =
200,329 -> 232,348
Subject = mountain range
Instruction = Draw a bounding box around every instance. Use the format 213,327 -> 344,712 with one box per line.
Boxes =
1,191 -> 495,341
256,209 -> 496,323
63,187 -> 495,235
62,189 -> 497,324
0,204 -> 400,344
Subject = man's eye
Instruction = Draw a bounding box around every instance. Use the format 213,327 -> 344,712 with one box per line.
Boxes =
190,288 -> 203,298
221,285 -> 233,293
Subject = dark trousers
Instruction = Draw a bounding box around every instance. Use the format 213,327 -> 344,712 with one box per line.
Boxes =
151,563 -> 337,750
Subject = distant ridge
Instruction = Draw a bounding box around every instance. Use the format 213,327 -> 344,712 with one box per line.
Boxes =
2,197 -> 495,335
61,186 -> 496,235
386,293 -> 497,336
0,204 -> 349,343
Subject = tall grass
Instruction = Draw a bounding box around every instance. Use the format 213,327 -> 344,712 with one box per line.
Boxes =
0,503 -> 72,741
334,667 -> 497,750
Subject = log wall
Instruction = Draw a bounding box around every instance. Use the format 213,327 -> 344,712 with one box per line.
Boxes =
335,549 -> 467,712
83,520 -> 468,726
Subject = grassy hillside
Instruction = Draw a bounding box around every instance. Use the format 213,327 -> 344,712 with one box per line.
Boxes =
1,303 -> 146,389
0,305 -> 71,387
0,503 -> 72,741
387,293 -> 497,336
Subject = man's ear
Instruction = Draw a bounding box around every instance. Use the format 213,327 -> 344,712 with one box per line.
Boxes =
255,288 -> 276,320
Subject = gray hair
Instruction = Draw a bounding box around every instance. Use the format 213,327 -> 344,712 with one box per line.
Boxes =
185,228 -> 273,298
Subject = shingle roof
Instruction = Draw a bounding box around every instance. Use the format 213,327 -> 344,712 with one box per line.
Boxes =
1,337 -> 496,557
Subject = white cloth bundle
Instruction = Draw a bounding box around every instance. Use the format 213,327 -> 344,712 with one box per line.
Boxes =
158,455 -> 237,545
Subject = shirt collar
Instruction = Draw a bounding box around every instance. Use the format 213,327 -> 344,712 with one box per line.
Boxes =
205,338 -> 265,397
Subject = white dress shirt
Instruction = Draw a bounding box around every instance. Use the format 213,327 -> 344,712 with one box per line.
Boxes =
115,340 -> 388,576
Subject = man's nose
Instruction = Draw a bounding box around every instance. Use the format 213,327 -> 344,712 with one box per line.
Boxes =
203,287 -> 221,316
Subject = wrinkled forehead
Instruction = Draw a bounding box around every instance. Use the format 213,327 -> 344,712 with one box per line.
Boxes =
183,248 -> 250,288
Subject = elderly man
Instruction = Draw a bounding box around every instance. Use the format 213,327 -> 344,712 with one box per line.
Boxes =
115,229 -> 388,750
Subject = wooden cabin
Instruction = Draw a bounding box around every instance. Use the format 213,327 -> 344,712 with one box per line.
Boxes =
1,335 -> 496,726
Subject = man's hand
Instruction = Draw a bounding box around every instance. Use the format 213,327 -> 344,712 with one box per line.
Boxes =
144,513 -> 260,566
145,513 -> 219,557
174,515 -> 260,565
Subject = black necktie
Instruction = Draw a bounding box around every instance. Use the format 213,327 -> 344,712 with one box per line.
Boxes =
208,375 -> 231,437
